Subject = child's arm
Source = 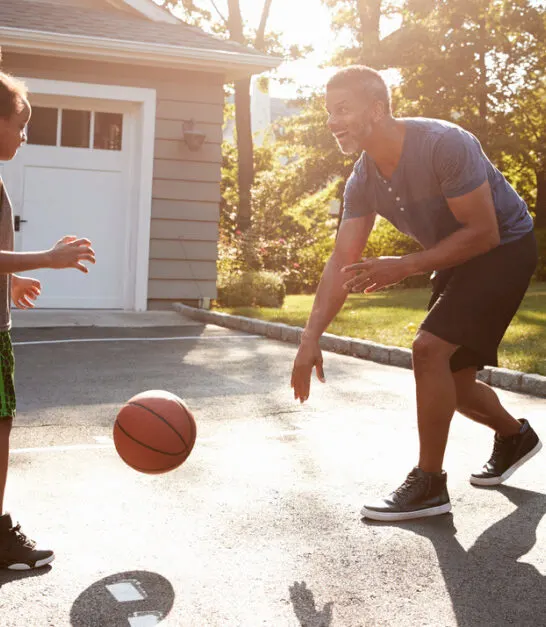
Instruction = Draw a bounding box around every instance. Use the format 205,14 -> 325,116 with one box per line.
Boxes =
0,236 -> 95,275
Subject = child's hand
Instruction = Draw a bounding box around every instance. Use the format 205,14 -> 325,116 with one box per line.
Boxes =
48,235 -> 96,273
11,275 -> 41,309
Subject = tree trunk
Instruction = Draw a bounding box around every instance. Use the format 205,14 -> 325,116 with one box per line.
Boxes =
234,77 -> 253,232
477,16 -> 488,149
357,0 -> 382,64
255,0 -> 273,49
535,168 -> 546,229
228,0 -> 273,232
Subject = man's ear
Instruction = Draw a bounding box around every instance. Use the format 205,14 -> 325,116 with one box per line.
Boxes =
371,100 -> 386,122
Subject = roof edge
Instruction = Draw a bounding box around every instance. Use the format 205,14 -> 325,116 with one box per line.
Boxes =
0,27 -> 282,80
120,0 -> 180,24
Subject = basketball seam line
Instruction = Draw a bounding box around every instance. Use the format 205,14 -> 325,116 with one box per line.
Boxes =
173,398 -> 197,449
128,401 -> 190,450
114,420 -> 186,457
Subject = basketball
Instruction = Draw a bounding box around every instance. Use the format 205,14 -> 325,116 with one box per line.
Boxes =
113,390 -> 196,474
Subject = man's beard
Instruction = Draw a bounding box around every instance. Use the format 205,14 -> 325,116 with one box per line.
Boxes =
336,120 -> 374,155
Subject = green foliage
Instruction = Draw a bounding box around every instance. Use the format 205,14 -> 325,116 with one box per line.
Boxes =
390,0 -> 546,224
218,176 -> 338,295
364,218 -> 429,287
212,0 -> 546,300
166,1 -> 311,60
364,217 -> 422,258
217,270 -> 285,308
273,93 -> 355,204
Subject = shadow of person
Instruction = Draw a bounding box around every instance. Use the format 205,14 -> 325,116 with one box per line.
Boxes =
70,570 -> 175,627
0,564 -> 52,588
289,581 -> 334,627
367,486 -> 545,626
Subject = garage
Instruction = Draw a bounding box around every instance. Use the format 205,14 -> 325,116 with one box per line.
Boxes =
0,0 -> 279,311
0,79 -> 156,310
3,96 -> 129,308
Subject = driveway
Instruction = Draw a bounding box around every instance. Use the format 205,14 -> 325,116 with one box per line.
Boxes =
1,320 -> 544,626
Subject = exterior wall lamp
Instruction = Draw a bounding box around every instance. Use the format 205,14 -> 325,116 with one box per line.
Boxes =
183,119 -> 206,151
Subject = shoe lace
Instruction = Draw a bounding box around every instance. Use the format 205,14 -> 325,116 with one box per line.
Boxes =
9,523 -> 36,549
394,473 -> 421,498
489,434 -> 515,464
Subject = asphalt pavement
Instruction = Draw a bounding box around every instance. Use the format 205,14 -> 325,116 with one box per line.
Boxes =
0,321 -> 544,626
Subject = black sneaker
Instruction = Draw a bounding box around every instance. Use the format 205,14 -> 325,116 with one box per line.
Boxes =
360,467 -> 452,522
470,419 -> 542,487
0,514 -> 55,570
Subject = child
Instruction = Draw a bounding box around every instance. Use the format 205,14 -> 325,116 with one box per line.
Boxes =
0,69 -> 96,569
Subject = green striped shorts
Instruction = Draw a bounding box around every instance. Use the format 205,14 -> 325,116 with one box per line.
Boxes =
0,331 -> 16,419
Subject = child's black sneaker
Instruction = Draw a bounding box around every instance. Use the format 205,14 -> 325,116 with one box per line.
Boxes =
470,419 -> 542,486
360,467 -> 451,521
0,513 -> 54,570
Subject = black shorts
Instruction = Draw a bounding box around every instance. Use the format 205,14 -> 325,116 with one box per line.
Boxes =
420,230 -> 537,372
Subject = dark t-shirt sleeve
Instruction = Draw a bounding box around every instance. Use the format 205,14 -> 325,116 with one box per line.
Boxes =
434,128 -> 488,198
342,155 -> 374,220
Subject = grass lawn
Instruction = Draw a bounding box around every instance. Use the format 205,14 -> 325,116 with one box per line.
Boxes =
216,282 -> 546,376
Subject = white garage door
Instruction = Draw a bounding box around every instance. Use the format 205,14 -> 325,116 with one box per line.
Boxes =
1,97 -> 132,309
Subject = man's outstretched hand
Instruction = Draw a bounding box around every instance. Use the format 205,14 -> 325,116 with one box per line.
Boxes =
291,339 -> 325,404
342,256 -> 412,293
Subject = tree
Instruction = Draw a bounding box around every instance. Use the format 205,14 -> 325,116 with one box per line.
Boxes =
227,0 -> 273,231
166,1 -> 281,231
393,0 -> 545,218
321,0 -> 546,221
322,0 -> 400,67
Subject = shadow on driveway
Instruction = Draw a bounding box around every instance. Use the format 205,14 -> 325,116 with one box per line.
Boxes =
366,485 -> 546,626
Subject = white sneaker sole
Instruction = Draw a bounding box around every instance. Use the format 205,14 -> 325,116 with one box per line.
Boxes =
6,553 -> 55,570
360,502 -> 452,522
470,440 -> 543,487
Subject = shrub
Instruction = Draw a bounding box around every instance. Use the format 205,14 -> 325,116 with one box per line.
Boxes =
364,217 -> 430,288
364,217 -> 422,257
217,271 -> 286,308
217,180 -> 338,295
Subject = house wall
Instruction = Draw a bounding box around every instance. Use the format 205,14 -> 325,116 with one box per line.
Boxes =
2,52 -> 223,309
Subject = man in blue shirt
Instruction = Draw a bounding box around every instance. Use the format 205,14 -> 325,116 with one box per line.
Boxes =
290,65 -> 540,522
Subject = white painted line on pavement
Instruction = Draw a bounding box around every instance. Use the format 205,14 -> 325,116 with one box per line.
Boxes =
11,437 -> 216,455
13,335 -> 261,346
11,443 -> 114,454
10,430 -> 304,455
94,435 -> 114,444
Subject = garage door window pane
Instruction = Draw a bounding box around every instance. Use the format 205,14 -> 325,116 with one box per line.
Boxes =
94,112 -> 123,151
27,107 -> 58,146
61,109 -> 90,148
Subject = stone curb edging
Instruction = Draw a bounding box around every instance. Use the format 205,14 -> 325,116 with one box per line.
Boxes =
173,303 -> 546,398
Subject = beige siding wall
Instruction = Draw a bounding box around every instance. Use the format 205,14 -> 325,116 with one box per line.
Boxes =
3,52 -> 223,308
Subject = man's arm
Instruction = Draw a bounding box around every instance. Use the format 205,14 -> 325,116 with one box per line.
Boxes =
342,181 -> 500,293
404,180 -> 500,275
291,213 -> 376,403
302,214 -> 376,341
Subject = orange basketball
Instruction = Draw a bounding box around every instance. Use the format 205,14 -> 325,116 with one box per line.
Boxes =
113,390 -> 196,474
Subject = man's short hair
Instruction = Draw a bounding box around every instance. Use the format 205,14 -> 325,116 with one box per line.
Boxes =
327,66 -> 392,115
0,70 -> 28,119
